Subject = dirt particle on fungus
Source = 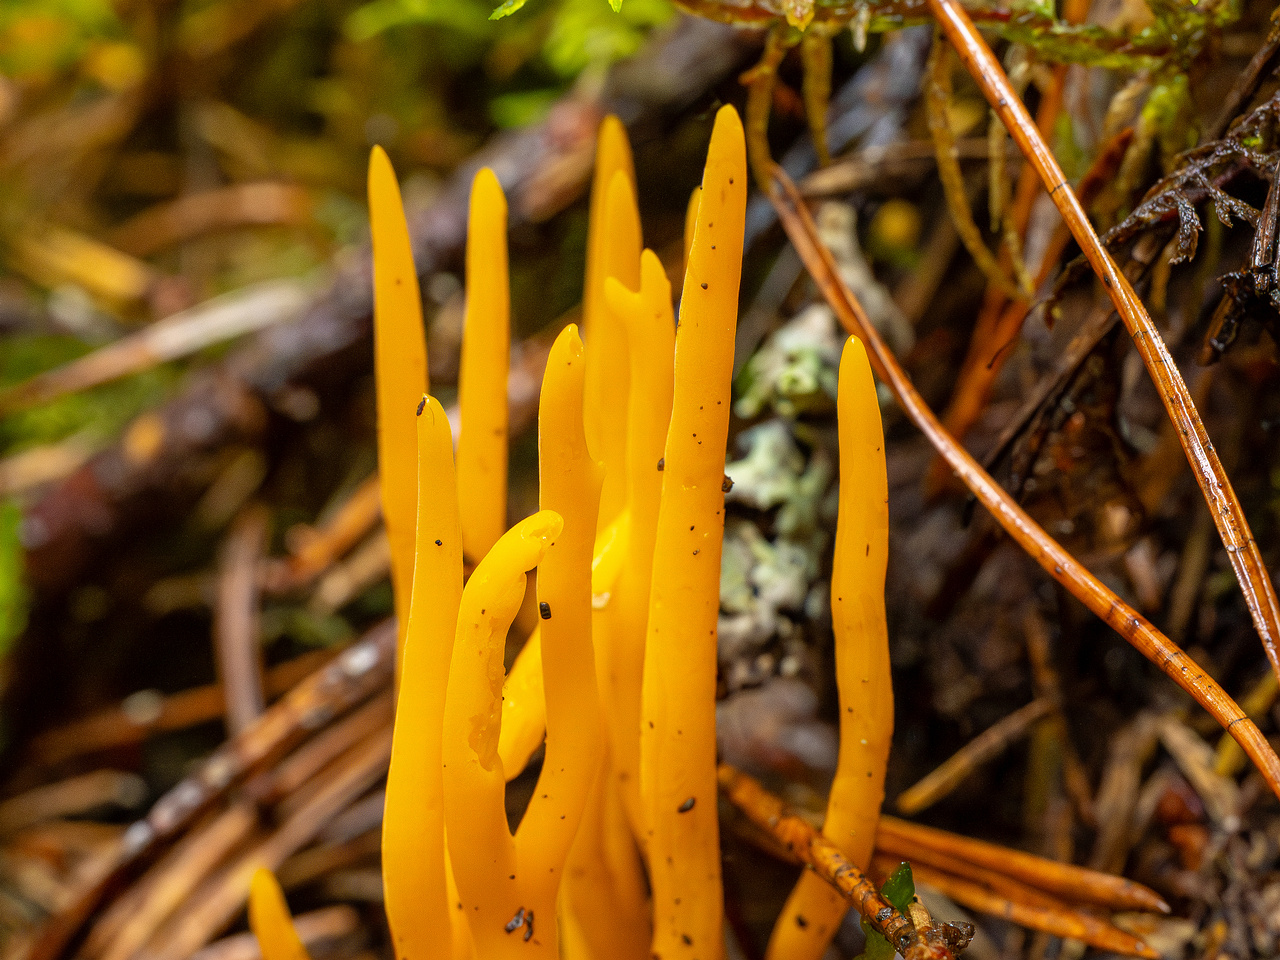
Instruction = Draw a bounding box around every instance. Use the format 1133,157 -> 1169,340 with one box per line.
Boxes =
722,475 -> 734,492
682,935 -> 693,945
416,398 -> 426,416
678,796 -> 696,812
539,601 -> 551,620
701,282 -> 708,290
796,916 -> 808,929
435,539 -> 442,546
693,549 -> 699,555
657,457 -> 665,471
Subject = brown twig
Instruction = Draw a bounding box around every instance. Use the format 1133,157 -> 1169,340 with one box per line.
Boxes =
265,476 -> 381,593
896,698 -> 1054,815
926,0 -> 1280,688
109,183 -> 314,259
214,507 -> 270,738
767,166 -> 1280,802
0,772 -> 145,837
875,857 -> 1160,959
139,728 -> 392,960
871,843 -> 1155,954
26,620 -> 395,960
30,648 -> 337,768
82,804 -> 258,960
718,764 -> 974,960
875,817 -> 1168,915
244,692 -> 393,809
0,281 -> 309,418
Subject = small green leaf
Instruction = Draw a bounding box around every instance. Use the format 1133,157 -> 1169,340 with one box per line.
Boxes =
608,0 -> 624,11
854,862 -> 915,960
881,861 -> 916,912
489,0 -> 529,20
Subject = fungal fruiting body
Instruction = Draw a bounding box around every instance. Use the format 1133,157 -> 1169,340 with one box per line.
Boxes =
602,244 -> 675,846
457,168 -> 511,564
255,107 -> 893,960
248,869 -> 312,960
582,115 -> 641,527
381,396 -> 468,960
766,336 -> 893,960
368,145 -> 428,667
639,105 -> 747,960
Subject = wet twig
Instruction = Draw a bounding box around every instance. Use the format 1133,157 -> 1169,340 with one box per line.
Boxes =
718,764 -> 974,960
214,506 -> 270,737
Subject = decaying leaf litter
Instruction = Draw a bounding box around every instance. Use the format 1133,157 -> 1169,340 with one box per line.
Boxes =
0,0 -> 1278,957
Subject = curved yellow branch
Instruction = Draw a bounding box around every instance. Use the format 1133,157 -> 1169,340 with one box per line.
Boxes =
442,509 -> 563,959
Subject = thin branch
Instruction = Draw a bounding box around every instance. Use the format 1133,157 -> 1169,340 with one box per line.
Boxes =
767,167 -> 1280,804
875,857 -> 1159,959
895,698 -> 1054,814
876,817 -> 1169,914
214,505 -> 270,737
926,0 -> 1280,688
718,764 -> 974,960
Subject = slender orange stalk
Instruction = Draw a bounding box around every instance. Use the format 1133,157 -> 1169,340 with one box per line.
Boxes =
640,104 -> 747,960
684,186 -> 702,277
457,168 -> 511,563
583,115 -> 641,526
382,396 -> 467,960
248,870 -> 310,960
513,325 -> 606,951
768,337 -> 893,960
603,244 -> 676,841
368,147 -> 428,665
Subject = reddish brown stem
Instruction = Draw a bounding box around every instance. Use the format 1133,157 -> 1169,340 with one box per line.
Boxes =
767,167 -> 1280,803
876,817 -> 1168,914
926,0 -> 1280,688
718,764 -> 973,960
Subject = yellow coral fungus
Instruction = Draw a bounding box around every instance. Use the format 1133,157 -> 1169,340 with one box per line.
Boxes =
368,146 -> 428,665
640,104 -> 746,960
766,336 -> 893,960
